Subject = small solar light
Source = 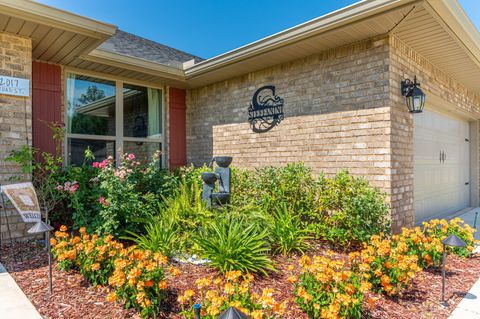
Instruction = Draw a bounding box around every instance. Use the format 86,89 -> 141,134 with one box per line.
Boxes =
193,303 -> 201,319
440,234 -> 466,306
28,221 -> 54,296
217,306 -> 250,319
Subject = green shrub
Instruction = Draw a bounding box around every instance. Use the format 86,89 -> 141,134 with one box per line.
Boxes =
194,215 -> 274,274
122,216 -> 178,257
232,163 -> 317,215
270,204 -> 310,255
160,180 -> 214,251
313,170 -> 390,247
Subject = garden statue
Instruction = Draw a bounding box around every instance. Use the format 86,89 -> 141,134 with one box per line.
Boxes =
201,156 -> 232,208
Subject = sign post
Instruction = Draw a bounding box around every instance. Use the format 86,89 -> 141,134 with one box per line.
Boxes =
1,182 -> 54,295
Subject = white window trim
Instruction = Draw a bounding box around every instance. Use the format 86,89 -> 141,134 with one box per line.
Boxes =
64,68 -> 166,166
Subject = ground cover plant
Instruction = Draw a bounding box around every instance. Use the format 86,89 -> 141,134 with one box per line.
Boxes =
51,226 -> 178,318
292,254 -> 371,319
177,270 -> 287,318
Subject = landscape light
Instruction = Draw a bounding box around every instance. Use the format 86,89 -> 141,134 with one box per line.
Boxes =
440,234 -> 466,306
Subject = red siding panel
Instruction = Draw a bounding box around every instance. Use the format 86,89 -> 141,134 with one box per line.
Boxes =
168,87 -> 186,169
32,61 -> 62,158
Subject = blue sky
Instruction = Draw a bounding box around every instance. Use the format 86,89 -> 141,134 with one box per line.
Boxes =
37,0 -> 480,59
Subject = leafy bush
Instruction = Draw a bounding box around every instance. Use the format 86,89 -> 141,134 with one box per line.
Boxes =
292,254 -> 371,319
270,204 -> 310,255
51,226 -> 178,318
313,170 -> 390,247
194,215 -> 274,274
232,163 -> 317,215
178,271 -> 286,318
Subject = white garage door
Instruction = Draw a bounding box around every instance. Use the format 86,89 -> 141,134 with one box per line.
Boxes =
414,109 -> 470,222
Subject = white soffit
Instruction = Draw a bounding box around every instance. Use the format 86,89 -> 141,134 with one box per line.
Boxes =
393,0 -> 480,95
0,0 -> 116,65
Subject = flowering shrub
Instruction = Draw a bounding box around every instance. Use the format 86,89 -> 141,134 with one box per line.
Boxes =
349,235 -> 422,296
291,254 -> 370,319
394,227 -> 444,269
178,270 -> 286,319
422,218 -> 477,257
51,226 -> 177,318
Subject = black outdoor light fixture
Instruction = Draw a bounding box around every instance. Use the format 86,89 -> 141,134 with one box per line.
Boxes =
401,76 -> 426,113
440,234 -> 467,306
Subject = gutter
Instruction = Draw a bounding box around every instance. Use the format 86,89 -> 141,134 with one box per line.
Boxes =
82,49 -> 187,81
0,0 -> 116,39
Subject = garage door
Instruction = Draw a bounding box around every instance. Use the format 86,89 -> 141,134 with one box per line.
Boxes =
414,109 -> 470,222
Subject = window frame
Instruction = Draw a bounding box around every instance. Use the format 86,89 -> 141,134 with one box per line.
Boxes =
64,68 -> 166,167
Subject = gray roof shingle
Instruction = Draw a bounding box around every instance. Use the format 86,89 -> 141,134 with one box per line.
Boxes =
98,30 -> 203,68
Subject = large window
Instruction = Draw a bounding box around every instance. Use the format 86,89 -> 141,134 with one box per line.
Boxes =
66,73 -> 163,166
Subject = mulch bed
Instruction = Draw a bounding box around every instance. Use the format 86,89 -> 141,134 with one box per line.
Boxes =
1,241 -> 480,319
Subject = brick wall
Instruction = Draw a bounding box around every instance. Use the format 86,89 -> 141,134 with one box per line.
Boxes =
0,32 -> 33,240
187,34 -> 480,231
187,36 -> 393,194
388,35 -> 480,230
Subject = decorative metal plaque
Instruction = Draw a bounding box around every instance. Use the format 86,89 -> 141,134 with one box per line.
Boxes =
248,85 -> 284,133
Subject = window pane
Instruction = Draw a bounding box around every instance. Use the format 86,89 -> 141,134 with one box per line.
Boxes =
123,141 -> 161,166
67,74 -> 116,136
68,138 -> 115,166
123,84 -> 162,138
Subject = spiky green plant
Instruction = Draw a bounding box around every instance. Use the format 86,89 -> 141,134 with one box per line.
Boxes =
194,215 -> 274,274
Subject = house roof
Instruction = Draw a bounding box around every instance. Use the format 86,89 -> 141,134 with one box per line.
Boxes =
98,30 -> 203,68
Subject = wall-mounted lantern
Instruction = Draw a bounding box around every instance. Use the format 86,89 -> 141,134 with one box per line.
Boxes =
401,76 -> 426,113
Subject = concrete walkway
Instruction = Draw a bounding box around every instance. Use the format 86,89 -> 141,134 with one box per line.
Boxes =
0,263 -> 42,319
449,261 -> 480,318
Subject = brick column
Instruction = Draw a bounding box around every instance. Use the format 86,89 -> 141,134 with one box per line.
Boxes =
0,32 -> 32,240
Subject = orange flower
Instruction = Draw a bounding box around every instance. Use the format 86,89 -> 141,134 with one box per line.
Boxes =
158,280 -> 168,290
345,284 -> 355,295
79,227 -> 86,234
60,225 -> 67,232
91,263 -> 100,271
106,291 -> 117,302
144,280 -> 154,288
169,266 -> 181,277
287,275 -> 298,284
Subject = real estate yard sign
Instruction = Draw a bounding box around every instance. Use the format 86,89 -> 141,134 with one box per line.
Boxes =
1,182 -> 41,223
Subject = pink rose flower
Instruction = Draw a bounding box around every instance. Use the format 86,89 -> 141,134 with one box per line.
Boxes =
98,197 -> 109,206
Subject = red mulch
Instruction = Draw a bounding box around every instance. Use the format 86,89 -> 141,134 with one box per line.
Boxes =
1,241 -> 480,319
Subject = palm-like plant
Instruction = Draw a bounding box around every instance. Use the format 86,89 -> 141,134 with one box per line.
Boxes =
194,215 -> 274,274
123,217 -> 178,257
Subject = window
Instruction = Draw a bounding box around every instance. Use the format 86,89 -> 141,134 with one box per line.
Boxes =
66,73 -> 163,166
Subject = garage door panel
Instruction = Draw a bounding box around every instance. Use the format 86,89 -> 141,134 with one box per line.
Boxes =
414,109 -> 470,222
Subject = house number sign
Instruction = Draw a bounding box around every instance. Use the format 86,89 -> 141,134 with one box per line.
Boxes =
248,85 -> 284,133
0,75 -> 30,97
